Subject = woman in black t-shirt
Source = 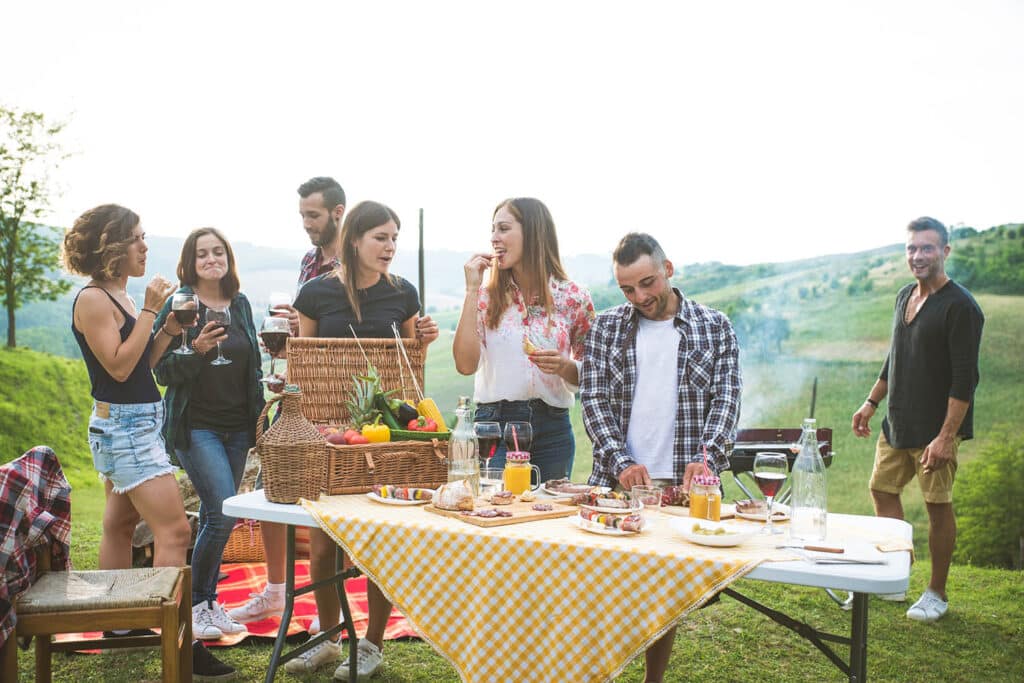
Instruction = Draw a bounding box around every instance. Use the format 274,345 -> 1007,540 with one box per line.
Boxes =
287,201 -> 439,678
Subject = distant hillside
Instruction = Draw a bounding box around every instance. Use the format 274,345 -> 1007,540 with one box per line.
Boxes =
0,347 -> 95,489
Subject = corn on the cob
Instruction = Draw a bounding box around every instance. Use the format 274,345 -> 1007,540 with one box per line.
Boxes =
416,398 -> 448,431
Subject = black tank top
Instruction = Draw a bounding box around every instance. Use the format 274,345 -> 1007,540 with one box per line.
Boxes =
71,286 -> 161,404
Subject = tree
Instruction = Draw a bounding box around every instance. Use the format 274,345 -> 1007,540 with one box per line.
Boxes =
0,106 -> 73,348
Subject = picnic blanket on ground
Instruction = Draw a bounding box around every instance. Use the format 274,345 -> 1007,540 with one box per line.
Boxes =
304,495 -> 800,683
55,560 -> 418,648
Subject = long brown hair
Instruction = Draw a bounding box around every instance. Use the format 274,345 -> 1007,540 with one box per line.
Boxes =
62,204 -> 141,280
176,227 -> 240,299
333,200 -> 400,322
485,197 -> 567,330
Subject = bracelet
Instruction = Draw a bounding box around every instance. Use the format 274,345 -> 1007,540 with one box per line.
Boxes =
140,308 -> 158,317
865,397 -> 879,408
158,326 -> 175,338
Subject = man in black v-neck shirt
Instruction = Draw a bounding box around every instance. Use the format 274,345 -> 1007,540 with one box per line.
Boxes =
851,217 -> 984,624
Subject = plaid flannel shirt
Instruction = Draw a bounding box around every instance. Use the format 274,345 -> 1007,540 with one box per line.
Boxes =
0,446 -> 72,649
297,247 -> 340,289
582,290 -> 741,488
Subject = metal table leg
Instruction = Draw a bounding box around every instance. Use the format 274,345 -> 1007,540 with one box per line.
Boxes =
263,525 -> 360,682
723,588 -> 871,682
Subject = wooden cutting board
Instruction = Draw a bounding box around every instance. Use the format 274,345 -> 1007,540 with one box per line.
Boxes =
424,498 -> 577,527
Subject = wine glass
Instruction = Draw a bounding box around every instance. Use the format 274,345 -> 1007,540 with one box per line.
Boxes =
268,291 -> 292,317
753,452 -> 788,535
474,421 -> 502,465
171,292 -> 198,355
260,316 -> 291,378
503,421 -> 533,454
206,305 -> 232,366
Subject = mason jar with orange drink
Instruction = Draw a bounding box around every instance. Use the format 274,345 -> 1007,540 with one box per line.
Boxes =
503,451 -> 541,495
689,473 -> 722,521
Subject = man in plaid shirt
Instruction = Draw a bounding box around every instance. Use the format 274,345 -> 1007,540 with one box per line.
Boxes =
581,232 -> 741,682
270,176 -> 348,334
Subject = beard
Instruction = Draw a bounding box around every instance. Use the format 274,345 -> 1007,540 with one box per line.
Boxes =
313,214 -> 339,247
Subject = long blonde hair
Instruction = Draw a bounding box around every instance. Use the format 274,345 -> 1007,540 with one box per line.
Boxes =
333,200 -> 400,322
485,198 -> 567,330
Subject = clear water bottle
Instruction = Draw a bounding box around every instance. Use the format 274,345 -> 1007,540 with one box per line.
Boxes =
447,396 -> 480,496
789,418 -> 827,541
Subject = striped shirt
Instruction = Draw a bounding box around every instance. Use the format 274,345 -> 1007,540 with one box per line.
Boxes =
582,289 -> 742,488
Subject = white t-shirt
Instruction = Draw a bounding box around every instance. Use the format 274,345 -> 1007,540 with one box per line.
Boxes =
625,316 -> 679,478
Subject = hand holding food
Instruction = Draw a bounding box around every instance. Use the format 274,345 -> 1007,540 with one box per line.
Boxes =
464,252 -> 494,290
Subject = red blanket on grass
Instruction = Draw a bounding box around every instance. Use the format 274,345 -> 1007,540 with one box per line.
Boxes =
55,560 -> 419,648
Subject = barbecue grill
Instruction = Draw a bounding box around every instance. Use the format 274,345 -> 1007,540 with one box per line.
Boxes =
727,427 -> 834,505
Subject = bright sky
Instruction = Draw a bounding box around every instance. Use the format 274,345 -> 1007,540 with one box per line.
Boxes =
3,0 -> 1022,265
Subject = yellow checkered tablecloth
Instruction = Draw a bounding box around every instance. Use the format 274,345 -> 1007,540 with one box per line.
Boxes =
303,496 -> 799,682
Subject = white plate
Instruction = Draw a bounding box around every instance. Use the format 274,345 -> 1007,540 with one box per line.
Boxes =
734,502 -> 790,522
579,501 -> 643,515
540,483 -> 610,497
366,491 -> 432,506
670,518 -> 756,547
570,515 -> 642,536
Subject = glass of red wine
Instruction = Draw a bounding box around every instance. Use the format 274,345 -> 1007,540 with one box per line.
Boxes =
171,292 -> 198,355
206,305 -> 232,366
260,316 -> 290,382
474,421 -> 501,466
503,421 -> 533,454
753,451 -> 788,534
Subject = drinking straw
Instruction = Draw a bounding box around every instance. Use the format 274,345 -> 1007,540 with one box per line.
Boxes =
512,425 -> 520,452
702,444 -> 711,476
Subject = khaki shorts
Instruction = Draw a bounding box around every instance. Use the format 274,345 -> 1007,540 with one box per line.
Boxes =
869,433 -> 960,504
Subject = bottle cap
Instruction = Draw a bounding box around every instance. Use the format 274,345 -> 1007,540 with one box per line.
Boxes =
506,450 -> 531,462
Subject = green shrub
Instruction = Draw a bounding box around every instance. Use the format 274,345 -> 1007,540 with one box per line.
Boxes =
953,429 -> 1024,569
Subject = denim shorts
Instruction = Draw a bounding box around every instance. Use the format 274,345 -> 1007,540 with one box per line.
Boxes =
87,401 -> 175,494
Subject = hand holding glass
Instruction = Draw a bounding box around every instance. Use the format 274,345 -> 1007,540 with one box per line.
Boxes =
171,293 -> 198,355
268,291 -> 292,317
206,306 -> 231,366
753,452 -> 788,534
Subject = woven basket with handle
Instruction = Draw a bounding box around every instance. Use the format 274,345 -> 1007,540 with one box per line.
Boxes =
286,336 -> 448,494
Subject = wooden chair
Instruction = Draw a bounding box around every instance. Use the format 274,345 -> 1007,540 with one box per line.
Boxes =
1,551 -> 192,683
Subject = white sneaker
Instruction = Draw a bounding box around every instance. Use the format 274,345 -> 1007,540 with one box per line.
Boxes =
906,589 -> 948,623
338,638 -> 383,681
226,588 -> 284,623
879,592 -> 907,602
208,600 -> 247,635
283,636 -> 341,673
192,601 -> 224,640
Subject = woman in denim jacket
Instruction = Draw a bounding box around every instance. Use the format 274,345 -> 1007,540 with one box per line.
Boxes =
153,227 -> 265,642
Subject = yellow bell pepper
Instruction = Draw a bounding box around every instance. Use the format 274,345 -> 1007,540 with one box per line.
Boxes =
361,415 -> 390,443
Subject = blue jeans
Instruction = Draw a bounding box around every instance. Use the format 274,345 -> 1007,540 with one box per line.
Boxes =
474,399 -> 575,482
176,429 -> 249,603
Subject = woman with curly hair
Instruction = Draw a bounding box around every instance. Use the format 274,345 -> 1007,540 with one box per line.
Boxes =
63,204 -> 235,678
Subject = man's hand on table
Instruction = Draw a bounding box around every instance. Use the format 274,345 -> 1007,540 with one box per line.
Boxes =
617,464 -> 651,490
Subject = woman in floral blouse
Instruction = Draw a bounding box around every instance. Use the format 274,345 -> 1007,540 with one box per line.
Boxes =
453,197 -> 595,481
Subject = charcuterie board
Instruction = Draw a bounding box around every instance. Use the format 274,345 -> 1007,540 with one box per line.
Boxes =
424,499 -> 577,527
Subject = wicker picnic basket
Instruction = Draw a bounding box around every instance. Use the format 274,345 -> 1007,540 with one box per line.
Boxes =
255,387 -> 327,503
286,336 -> 448,494
222,520 -> 311,562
